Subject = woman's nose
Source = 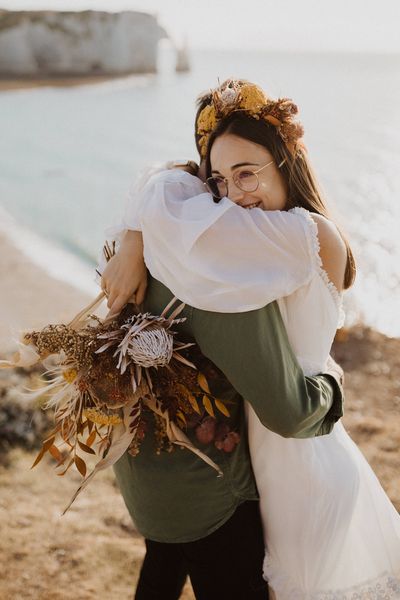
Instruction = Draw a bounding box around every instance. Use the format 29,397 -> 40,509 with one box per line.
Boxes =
228,182 -> 245,204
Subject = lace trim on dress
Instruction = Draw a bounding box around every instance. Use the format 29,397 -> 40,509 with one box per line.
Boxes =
264,554 -> 400,599
289,207 -> 345,328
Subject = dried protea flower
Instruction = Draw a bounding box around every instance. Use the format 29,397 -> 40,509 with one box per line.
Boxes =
96,308 -> 190,375
125,325 -> 174,368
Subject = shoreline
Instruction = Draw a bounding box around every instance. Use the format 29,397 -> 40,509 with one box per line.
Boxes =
0,73 -> 150,92
0,225 -> 100,355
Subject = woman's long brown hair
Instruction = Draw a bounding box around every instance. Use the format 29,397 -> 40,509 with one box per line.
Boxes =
205,113 -> 356,289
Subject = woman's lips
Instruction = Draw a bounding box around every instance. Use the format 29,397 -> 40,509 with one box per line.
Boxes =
243,201 -> 261,209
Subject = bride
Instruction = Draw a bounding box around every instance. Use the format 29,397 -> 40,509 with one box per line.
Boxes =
101,80 -> 400,597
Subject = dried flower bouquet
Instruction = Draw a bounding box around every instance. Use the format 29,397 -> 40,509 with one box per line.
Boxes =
0,252 -> 232,513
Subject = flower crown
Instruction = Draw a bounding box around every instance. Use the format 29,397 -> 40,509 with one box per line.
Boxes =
196,80 -> 305,158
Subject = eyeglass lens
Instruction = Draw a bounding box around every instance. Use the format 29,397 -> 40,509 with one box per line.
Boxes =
206,170 -> 259,198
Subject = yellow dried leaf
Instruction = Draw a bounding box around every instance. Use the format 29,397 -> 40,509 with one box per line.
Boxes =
31,447 -> 46,469
215,399 -> 230,417
198,373 -> 210,394
78,440 -> 96,455
176,410 -> 187,425
42,436 -> 56,452
49,445 -> 63,463
187,393 -> 201,414
74,455 -> 87,477
86,430 -> 96,447
202,395 -> 215,417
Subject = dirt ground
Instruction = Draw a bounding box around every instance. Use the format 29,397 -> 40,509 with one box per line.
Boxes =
0,325 -> 399,599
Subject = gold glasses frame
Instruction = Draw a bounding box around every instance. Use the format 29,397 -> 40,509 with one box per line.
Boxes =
205,159 -> 286,199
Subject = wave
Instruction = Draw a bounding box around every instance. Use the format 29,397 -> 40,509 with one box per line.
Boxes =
0,204 -> 99,298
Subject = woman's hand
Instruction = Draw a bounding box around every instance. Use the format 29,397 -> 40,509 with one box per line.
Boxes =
101,230 -> 147,315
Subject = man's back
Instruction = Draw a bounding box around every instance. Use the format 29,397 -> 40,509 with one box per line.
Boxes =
113,276 -> 343,543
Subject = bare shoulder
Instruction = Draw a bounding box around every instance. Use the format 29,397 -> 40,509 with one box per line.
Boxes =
309,213 -> 347,292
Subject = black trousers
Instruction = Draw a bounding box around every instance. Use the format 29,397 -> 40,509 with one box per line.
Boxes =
135,500 -> 268,600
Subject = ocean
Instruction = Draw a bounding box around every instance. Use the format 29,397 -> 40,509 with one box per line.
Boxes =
0,49 -> 399,335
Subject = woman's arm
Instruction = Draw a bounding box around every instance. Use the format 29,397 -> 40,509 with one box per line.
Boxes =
310,213 -> 347,292
100,166 -> 203,314
101,230 -> 147,314
100,167 -> 348,317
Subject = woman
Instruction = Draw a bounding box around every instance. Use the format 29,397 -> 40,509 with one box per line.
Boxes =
101,80 -> 400,597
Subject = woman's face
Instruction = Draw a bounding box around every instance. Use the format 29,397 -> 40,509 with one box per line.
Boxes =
209,133 -> 287,210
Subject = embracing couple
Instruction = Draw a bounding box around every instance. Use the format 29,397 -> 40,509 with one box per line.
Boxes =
100,80 -> 400,599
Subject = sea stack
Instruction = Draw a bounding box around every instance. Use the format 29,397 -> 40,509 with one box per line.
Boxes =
175,41 -> 190,72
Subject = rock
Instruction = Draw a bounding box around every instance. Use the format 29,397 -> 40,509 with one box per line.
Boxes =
0,368 -> 53,461
0,10 -> 167,76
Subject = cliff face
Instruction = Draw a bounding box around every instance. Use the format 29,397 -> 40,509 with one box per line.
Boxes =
0,10 -> 167,75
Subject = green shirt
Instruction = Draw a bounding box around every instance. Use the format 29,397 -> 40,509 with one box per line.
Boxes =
113,276 -> 343,543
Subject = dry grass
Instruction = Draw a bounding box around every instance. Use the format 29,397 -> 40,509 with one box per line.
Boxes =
0,451 -> 194,599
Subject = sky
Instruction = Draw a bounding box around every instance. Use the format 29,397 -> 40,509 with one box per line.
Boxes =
0,0 -> 399,53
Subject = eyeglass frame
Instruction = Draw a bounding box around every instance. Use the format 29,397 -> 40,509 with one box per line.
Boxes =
204,158 -> 286,199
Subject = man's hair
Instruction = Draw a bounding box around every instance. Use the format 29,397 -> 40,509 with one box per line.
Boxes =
194,90 -> 212,155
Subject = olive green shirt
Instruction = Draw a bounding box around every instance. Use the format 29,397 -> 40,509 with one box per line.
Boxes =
113,276 -> 343,543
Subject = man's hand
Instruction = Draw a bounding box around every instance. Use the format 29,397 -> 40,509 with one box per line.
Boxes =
101,230 -> 147,316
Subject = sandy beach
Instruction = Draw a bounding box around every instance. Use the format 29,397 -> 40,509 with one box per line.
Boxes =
0,74 -> 132,92
0,230 -> 95,355
0,228 -> 399,599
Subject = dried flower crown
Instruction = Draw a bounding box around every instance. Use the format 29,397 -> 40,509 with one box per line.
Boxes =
197,80 -> 304,158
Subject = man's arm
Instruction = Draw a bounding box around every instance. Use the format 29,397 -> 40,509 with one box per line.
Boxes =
191,301 -> 343,438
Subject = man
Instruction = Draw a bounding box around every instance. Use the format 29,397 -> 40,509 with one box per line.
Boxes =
100,90 -> 344,600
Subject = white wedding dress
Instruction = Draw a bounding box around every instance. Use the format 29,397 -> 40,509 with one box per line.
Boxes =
105,168 -> 400,598
248,208 -> 400,598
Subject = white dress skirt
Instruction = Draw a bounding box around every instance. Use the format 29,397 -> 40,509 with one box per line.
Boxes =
105,168 -> 400,598
247,209 -> 400,597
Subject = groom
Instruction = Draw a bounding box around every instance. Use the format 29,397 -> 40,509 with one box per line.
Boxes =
102,91 -> 344,600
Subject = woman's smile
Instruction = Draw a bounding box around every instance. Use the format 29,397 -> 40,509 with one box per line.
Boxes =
242,201 -> 262,209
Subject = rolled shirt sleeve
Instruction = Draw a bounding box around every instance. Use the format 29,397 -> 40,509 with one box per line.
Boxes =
190,299 -> 343,438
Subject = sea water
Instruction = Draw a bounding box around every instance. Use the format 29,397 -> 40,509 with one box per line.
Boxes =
0,49 -> 399,335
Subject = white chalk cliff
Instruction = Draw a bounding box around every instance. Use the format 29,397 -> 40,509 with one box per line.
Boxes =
0,10 -> 167,75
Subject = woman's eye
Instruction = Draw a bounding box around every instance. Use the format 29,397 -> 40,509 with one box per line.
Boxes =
237,170 -> 254,180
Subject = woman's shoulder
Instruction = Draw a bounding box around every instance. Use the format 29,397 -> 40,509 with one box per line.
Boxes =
309,213 -> 347,293
288,207 -> 347,292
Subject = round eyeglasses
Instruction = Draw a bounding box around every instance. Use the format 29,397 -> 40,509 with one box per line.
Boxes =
205,159 -> 285,200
